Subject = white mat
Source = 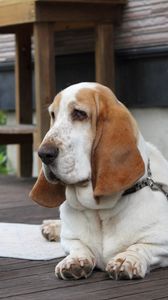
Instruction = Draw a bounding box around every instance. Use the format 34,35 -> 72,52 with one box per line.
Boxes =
0,223 -> 65,260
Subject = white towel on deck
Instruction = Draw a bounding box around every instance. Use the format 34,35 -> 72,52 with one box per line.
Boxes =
0,222 -> 65,260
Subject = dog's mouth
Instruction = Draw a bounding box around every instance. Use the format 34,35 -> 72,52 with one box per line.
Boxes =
44,167 -> 90,187
48,170 -> 60,182
43,167 -> 62,184
76,178 -> 90,187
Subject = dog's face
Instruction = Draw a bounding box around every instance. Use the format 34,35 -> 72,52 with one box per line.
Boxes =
31,82 -> 145,208
38,83 -> 96,185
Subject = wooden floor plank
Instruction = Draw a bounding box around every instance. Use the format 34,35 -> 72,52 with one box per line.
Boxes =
3,277 -> 168,300
1,175 -> 168,300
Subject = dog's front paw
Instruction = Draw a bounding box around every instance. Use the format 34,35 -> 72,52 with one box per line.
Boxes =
55,255 -> 96,280
106,253 -> 147,280
41,220 -> 61,242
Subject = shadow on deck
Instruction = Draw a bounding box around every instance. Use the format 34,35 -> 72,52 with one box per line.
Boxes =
0,175 -> 168,300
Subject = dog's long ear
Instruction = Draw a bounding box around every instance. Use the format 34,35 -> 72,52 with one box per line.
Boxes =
92,87 -> 145,197
29,170 -> 65,208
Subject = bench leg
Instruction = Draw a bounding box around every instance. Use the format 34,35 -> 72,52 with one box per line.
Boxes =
95,23 -> 115,91
34,23 -> 56,172
17,138 -> 33,178
15,29 -> 33,177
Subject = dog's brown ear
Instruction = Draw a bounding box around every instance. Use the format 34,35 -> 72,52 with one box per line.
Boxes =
29,170 -> 65,207
92,87 -> 145,197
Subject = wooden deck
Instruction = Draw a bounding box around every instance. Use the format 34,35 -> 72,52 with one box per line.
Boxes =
1,176 -> 168,300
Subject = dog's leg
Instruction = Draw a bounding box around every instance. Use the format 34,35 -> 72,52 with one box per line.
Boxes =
41,220 -> 61,241
55,239 -> 96,280
106,243 -> 168,280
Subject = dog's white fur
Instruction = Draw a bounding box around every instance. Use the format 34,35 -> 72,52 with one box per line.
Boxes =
43,83 -> 96,185
38,83 -> 168,280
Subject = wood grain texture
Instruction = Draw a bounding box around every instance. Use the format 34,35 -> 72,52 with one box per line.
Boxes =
0,0 -> 126,5
95,24 -> 115,90
15,30 -> 33,177
0,125 -> 34,145
115,0 -> 168,49
34,23 -> 56,145
37,0 -> 126,3
36,2 -> 122,23
0,134 -> 32,145
0,2 -> 35,27
15,31 -> 32,125
0,0 -> 34,5
0,0 -> 125,27
0,125 -> 36,134
1,175 -> 168,300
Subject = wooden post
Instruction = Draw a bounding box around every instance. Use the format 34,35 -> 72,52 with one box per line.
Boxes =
34,23 -> 56,146
15,29 -> 33,177
95,24 -> 115,91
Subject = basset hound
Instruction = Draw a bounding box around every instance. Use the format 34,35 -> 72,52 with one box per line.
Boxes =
30,82 -> 168,280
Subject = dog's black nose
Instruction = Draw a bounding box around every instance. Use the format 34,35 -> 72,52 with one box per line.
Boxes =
38,144 -> 59,165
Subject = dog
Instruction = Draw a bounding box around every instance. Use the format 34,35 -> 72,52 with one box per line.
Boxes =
30,82 -> 168,280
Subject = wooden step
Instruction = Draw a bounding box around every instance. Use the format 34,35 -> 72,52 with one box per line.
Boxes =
0,124 -> 36,144
0,124 -> 36,134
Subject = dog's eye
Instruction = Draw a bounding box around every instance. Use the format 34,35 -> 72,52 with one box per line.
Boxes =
50,111 -> 55,121
71,109 -> 88,121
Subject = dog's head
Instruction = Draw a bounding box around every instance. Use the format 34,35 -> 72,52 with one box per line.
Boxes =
30,82 -> 145,207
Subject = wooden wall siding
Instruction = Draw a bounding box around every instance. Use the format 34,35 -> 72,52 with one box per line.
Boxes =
0,34 -> 15,62
1,0 -> 168,63
115,0 -> 168,49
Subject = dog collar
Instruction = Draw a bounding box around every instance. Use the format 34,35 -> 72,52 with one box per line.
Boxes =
123,159 -> 168,200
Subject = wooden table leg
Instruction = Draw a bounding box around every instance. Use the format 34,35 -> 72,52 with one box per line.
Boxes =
34,23 -> 56,151
15,29 -> 33,177
95,23 -> 115,91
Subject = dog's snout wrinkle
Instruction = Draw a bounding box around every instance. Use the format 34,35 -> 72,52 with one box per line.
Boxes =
38,144 -> 59,165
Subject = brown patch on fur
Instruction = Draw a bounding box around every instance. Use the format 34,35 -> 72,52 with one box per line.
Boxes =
116,258 -> 125,264
29,170 -> 65,208
52,92 -> 62,111
76,88 -> 99,143
77,83 -> 144,197
40,138 -> 63,150
93,84 -> 145,197
49,92 -> 62,126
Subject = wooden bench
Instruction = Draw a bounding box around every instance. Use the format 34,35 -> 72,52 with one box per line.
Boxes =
0,125 -> 36,177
